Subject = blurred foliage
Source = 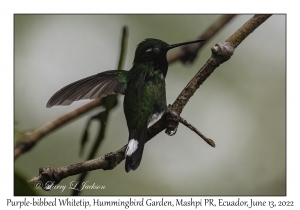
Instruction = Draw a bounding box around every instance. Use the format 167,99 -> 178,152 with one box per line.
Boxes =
73,27 -> 127,196
14,121 -> 24,144
14,170 -> 38,196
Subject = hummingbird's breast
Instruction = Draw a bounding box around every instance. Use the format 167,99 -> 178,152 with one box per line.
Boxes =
124,65 -> 167,130
145,69 -> 167,112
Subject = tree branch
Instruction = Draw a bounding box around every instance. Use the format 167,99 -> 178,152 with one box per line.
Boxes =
171,14 -> 272,115
14,98 -> 103,160
172,115 -> 215,147
168,14 -> 236,64
29,14 -> 272,187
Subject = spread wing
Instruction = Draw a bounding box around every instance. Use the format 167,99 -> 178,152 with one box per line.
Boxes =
46,70 -> 128,107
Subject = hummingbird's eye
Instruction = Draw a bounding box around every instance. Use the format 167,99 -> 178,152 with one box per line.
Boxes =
153,48 -> 160,54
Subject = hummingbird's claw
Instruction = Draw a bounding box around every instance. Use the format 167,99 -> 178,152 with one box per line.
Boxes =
165,104 -> 179,136
166,127 -> 177,136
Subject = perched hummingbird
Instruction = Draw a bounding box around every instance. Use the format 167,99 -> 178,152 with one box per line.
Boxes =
47,38 -> 205,172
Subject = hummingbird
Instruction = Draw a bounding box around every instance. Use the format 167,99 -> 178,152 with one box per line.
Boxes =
47,38 -> 205,172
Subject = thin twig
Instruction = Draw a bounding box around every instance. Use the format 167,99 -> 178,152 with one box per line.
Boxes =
173,115 -> 215,147
29,14 -> 272,186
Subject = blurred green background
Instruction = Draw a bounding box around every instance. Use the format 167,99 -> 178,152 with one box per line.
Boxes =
14,15 -> 285,195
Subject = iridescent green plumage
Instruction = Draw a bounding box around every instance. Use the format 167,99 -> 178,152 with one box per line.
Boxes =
124,63 -> 166,129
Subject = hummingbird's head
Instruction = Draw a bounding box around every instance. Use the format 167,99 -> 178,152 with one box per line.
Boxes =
133,38 -> 206,64
133,38 -> 169,64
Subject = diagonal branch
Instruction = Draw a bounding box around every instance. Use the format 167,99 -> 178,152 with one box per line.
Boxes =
172,115 -> 215,147
29,14 -> 272,187
172,14 -> 272,115
14,98 -> 103,160
168,14 -> 236,64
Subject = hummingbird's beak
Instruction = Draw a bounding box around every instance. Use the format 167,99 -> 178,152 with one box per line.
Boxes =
165,39 -> 206,50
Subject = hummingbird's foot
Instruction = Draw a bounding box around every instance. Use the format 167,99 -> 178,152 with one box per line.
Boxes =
164,105 -> 179,136
163,105 -> 215,147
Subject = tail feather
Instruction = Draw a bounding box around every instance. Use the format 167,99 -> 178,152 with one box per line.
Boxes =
125,126 -> 147,172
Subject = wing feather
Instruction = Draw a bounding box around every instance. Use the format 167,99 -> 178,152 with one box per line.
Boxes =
46,70 -> 127,107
